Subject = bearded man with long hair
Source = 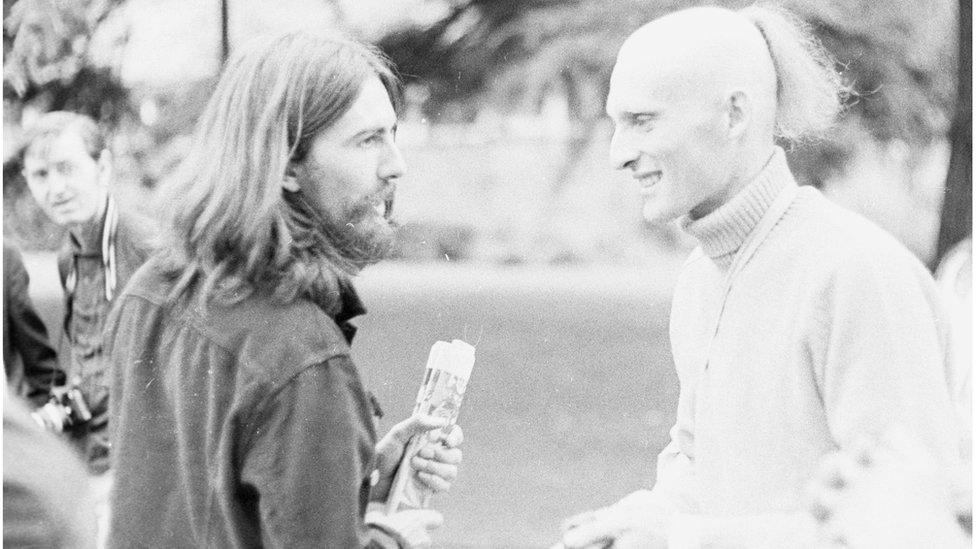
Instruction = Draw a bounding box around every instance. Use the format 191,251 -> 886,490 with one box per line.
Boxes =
104,33 -> 462,548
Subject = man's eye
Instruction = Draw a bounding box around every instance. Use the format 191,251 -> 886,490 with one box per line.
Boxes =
633,116 -> 656,130
360,134 -> 383,147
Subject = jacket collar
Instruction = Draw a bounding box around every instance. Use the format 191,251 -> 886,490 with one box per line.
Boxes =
333,277 -> 366,344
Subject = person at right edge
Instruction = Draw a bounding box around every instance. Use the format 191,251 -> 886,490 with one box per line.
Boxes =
558,5 -> 963,548
104,33 -> 462,548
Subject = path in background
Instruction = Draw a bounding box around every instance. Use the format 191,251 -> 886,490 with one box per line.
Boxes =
23,254 -> 683,548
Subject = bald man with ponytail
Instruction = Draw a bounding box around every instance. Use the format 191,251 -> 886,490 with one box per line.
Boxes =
558,5 -> 961,548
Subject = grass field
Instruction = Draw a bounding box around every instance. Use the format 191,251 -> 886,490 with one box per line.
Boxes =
22,254 -> 684,549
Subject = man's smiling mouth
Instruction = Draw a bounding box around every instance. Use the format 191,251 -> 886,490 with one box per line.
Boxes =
639,171 -> 663,192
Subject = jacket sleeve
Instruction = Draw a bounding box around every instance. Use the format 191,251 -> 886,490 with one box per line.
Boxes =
239,356 -> 399,548
3,244 -> 65,407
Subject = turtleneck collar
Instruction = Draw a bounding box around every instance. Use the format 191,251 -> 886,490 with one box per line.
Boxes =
680,147 -> 795,263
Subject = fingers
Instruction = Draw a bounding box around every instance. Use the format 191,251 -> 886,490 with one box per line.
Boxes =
561,516 -> 616,549
616,529 -> 668,549
561,510 -> 600,533
415,443 -> 462,466
389,415 -> 449,443
809,451 -> 859,523
439,424 -> 464,447
411,455 -> 458,493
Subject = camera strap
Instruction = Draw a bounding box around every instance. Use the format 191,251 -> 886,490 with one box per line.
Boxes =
65,194 -> 119,302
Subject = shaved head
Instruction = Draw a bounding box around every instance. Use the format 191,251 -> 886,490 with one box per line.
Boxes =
606,6 -> 843,223
610,6 -> 777,142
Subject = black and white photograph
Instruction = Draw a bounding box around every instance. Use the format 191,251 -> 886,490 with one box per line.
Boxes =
1,0 -> 971,547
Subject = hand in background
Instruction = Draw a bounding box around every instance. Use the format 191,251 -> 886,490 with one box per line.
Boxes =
809,427 -> 968,549
558,490 -> 670,549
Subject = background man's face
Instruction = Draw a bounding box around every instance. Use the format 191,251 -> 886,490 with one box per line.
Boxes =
23,131 -> 107,227
606,57 -> 736,224
294,76 -> 406,257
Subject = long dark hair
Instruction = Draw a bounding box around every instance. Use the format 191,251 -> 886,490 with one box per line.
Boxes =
160,32 -> 400,314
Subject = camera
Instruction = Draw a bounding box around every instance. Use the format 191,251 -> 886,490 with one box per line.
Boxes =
31,387 -> 93,432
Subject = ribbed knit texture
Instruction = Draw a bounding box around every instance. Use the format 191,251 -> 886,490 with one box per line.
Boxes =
680,148 -> 792,267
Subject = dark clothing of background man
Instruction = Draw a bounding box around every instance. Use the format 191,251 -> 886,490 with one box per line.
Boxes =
3,240 -> 64,407
56,198 -> 151,474
106,258 -> 394,548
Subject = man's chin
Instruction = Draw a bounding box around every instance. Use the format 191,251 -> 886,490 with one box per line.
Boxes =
340,218 -> 398,266
641,202 -> 682,225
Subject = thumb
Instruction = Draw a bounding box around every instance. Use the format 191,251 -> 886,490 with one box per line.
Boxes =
390,415 -> 449,442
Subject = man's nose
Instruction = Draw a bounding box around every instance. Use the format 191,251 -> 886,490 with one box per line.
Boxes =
47,172 -> 71,196
380,141 -> 406,181
608,129 -> 639,171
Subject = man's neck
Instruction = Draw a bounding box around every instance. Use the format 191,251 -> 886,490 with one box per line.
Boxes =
68,194 -> 110,251
691,143 -> 777,220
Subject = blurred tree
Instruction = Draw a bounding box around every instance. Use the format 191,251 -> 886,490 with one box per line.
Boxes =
3,0 -> 132,126
932,0 -> 971,270
220,0 -> 229,64
375,0 -> 962,263
375,0 -> 958,183
3,0 -> 132,250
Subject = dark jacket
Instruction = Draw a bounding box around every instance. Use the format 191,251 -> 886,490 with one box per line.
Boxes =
3,240 -> 65,407
56,200 -> 153,473
106,258 -> 392,548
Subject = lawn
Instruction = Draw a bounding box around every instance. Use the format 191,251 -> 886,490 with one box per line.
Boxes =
22,255 -> 683,549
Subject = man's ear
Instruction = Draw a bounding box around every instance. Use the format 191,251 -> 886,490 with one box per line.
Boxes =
97,149 -> 113,185
726,90 -> 751,139
282,165 -> 300,192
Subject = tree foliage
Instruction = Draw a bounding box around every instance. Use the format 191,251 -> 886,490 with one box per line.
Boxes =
3,0 -> 131,125
376,0 -> 958,145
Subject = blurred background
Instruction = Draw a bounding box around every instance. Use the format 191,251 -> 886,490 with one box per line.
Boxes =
2,0 -> 971,547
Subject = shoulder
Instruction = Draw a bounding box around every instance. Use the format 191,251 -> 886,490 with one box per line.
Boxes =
115,257 -> 355,387
194,287 -> 355,388
782,187 -> 931,278
116,207 -> 161,261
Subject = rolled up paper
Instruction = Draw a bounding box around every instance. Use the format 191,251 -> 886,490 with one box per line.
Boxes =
385,339 -> 475,514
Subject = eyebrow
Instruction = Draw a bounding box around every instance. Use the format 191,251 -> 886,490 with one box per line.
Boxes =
623,111 -> 660,120
349,123 -> 398,142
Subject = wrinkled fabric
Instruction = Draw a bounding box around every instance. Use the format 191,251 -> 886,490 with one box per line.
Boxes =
106,258 -> 396,548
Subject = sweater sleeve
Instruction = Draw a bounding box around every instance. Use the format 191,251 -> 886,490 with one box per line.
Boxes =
650,384 -> 699,514
239,356 -> 396,548
809,249 -> 959,470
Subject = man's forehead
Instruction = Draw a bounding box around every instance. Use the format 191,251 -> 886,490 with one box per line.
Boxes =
606,57 -> 681,115
24,130 -> 89,164
332,78 -> 397,134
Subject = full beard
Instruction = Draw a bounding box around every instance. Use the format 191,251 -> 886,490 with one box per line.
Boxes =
332,195 -> 398,267
284,190 -> 397,271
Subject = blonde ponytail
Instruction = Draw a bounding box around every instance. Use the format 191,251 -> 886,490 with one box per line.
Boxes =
741,5 -> 851,142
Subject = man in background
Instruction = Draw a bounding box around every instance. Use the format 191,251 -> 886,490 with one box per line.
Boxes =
20,111 -> 152,474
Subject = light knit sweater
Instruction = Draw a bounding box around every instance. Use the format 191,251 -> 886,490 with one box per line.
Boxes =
648,147 -> 960,528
